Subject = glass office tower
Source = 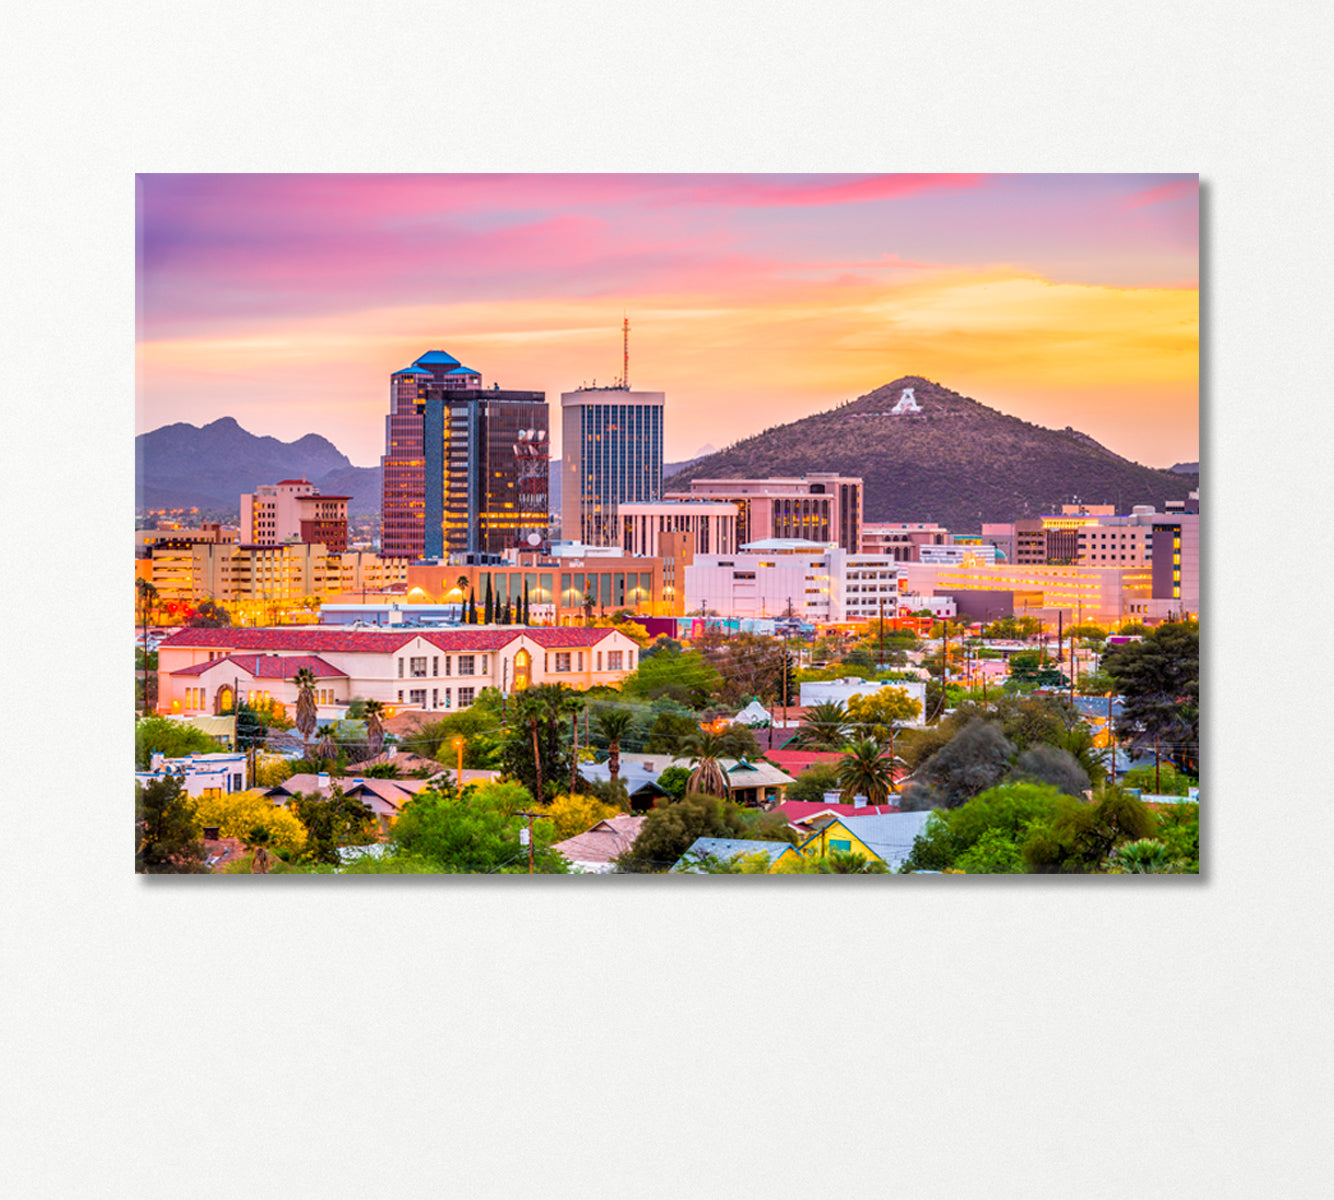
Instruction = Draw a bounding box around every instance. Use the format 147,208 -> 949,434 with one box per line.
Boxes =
381,350 -> 548,560
560,387 -> 665,547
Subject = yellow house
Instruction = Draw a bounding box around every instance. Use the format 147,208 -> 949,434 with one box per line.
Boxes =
796,812 -> 934,872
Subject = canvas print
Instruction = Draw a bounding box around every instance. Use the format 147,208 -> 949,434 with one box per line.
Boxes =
135,173 -> 1199,875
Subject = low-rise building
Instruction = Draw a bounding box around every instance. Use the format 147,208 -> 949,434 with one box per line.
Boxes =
405,553 -> 664,625
241,478 -> 350,552
156,625 -> 643,718
135,751 -> 249,798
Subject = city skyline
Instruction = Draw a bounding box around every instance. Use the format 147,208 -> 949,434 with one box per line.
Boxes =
136,173 -> 1198,468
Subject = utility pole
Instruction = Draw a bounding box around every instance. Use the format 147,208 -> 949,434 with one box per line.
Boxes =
878,594 -> 885,669
517,810 -> 548,874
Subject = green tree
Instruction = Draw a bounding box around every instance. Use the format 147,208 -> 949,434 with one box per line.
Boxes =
135,775 -> 208,873
903,782 -> 1067,872
616,792 -> 789,873
1102,621 -> 1199,774
134,716 -> 225,770
1020,788 -> 1155,873
784,761 -> 842,804
505,684 -> 573,804
655,765 -> 693,801
680,728 -> 731,798
954,828 -> 1025,874
835,738 -> 899,804
621,644 -> 723,709
390,780 -> 568,873
288,785 -> 378,865
292,667 -> 318,752
1152,802 -> 1200,872
1108,839 -> 1176,873
484,577 -> 494,625
793,700 -> 848,750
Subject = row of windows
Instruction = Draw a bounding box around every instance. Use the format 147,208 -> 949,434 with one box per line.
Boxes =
398,654 -> 486,678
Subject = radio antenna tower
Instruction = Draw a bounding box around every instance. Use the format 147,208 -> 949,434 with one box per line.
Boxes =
621,315 -> 630,389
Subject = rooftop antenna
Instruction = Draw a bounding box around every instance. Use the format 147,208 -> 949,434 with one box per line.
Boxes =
621,315 -> 630,389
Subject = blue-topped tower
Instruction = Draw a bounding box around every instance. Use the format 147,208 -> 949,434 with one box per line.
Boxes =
380,350 -> 547,560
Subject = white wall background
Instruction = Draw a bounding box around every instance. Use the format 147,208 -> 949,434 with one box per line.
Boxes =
3,3 -> 1331,1198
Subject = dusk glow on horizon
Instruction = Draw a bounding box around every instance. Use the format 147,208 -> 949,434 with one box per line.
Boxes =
136,173 -> 1198,468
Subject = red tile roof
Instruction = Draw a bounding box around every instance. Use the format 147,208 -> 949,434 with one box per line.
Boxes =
773,801 -> 902,823
171,653 -> 348,679
761,749 -> 847,771
159,625 -> 625,655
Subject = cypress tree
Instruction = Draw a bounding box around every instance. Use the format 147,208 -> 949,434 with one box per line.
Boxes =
484,578 -> 494,625
502,599 -> 513,625
523,581 -> 531,625
468,594 -> 478,625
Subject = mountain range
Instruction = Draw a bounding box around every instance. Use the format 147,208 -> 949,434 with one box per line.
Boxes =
137,382 -> 1197,531
663,376 -> 1197,530
135,418 -> 381,513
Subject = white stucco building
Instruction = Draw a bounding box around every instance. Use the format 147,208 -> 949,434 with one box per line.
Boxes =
683,539 -> 901,623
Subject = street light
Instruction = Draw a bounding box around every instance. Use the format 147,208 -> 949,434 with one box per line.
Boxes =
452,736 -> 465,790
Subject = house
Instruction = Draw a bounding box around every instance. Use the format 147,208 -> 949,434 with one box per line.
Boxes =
550,815 -> 647,873
772,800 -> 902,830
673,837 -> 806,873
576,762 -> 672,812
156,625 -> 642,720
610,752 -> 797,808
797,811 -> 935,872
261,772 -> 433,837
135,751 -> 249,798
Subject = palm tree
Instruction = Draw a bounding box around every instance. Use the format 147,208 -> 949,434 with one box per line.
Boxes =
293,667 -> 318,752
513,684 -> 568,804
564,692 -> 587,795
364,699 -> 386,757
137,578 -> 159,711
794,700 -> 849,750
315,724 -> 338,761
246,824 -> 274,874
593,707 -> 635,782
813,849 -> 889,874
680,728 -> 731,799
836,738 -> 897,805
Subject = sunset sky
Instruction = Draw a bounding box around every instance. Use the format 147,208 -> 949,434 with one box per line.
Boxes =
136,173 -> 1198,468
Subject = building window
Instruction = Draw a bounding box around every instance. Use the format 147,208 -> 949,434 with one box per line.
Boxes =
397,658 -> 404,678
410,656 -> 427,678
397,690 -> 403,702
432,656 -> 439,677
608,650 -> 623,671
458,655 -> 475,675
458,687 -> 475,708
444,656 -> 452,676
555,652 -> 571,672
231,773 -> 243,792
409,689 -> 427,706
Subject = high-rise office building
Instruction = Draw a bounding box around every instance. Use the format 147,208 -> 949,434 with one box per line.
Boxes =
560,386 -> 665,546
380,350 -> 548,561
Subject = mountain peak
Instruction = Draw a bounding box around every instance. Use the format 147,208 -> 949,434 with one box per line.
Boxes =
667,377 -> 1197,528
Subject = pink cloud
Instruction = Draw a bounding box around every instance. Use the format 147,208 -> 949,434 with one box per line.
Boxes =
1121,178 -> 1198,209
679,173 -> 986,208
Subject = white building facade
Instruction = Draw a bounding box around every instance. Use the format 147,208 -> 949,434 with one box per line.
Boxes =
683,540 -> 901,623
